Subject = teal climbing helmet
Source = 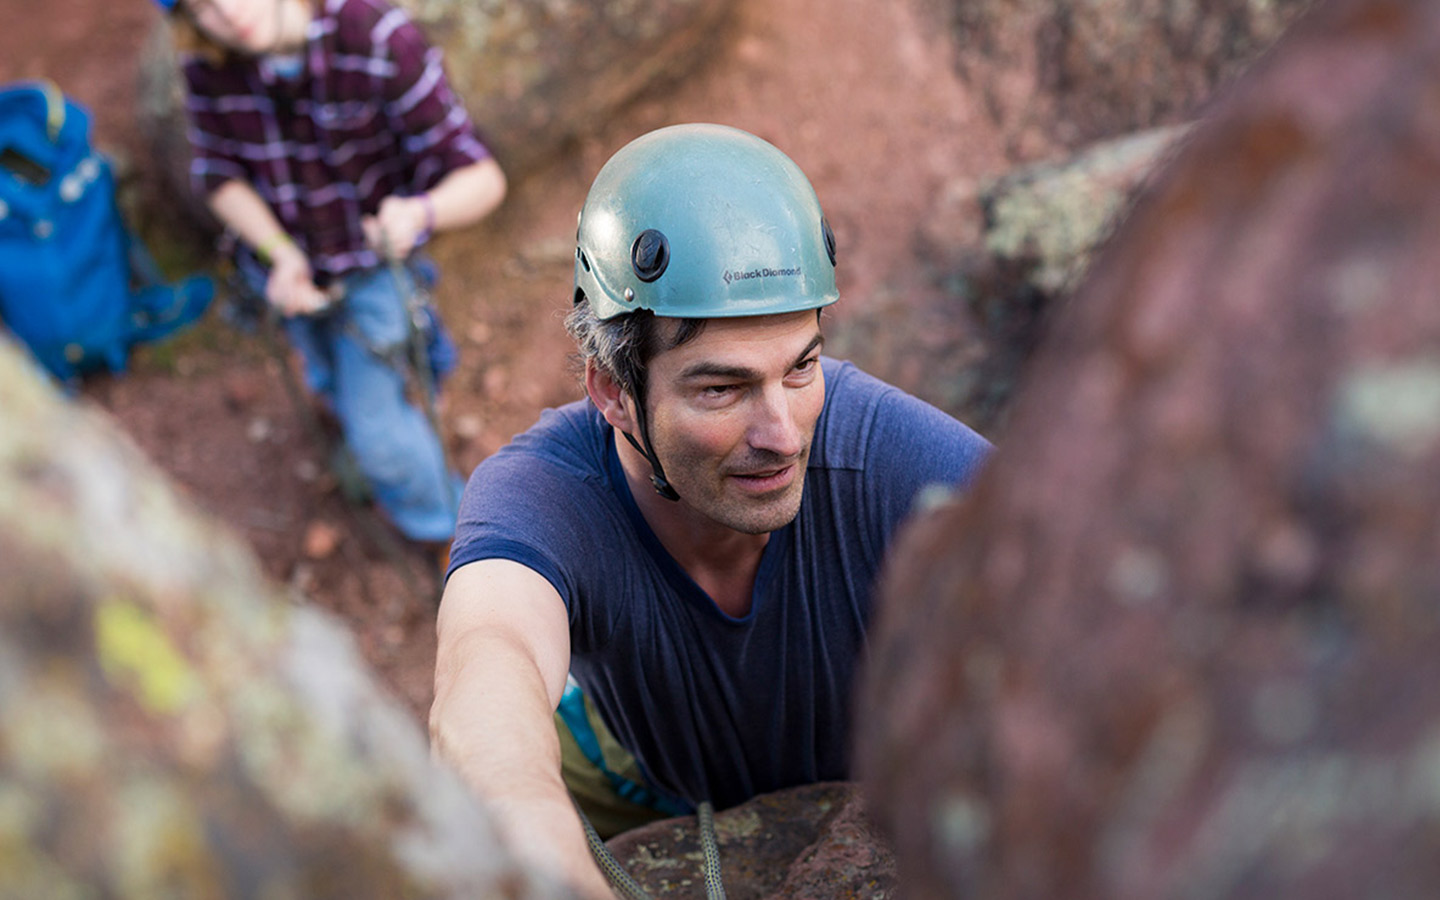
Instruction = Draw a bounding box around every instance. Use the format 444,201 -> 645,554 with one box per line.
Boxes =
574,123 -> 839,321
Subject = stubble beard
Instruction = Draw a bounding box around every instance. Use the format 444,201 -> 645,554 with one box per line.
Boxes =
675,446 -> 811,536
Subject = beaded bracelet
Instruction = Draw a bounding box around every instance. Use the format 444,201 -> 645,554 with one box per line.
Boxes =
255,231 -> 293,265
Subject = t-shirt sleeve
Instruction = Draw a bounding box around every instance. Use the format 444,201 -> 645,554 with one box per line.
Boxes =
378,10 -> 490,188
444,404 -> 627,627
447,451 -> 589,609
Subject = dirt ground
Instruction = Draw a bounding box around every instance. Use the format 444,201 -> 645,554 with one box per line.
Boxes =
2,0 -> 1033,725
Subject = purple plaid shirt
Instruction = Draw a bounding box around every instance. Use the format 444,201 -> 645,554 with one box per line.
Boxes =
181,0 -> 490,278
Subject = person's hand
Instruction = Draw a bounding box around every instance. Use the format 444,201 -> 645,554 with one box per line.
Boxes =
362,194 -> 430,261
264,242 -> 330,316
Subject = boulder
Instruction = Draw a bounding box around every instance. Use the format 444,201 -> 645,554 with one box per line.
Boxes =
0,338 -> 568,898
606,783 -> 896,898
944,0 -> 1314,154
958,125 -> 1192,432
859,0 -> 1440,897
406,0 -> 732,173
979,125 -> 1192,297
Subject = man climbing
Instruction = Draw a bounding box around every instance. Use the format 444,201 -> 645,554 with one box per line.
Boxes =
156,0 -> 507,549
430,123 -> 989,896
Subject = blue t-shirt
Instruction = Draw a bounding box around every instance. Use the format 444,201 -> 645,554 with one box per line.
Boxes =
449,358 -> 990,809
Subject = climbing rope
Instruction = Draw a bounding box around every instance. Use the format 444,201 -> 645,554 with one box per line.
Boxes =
577,800 -> 653,900
379,236 -> 460,519
698,800 -> 727,900
578,800 -> 728,900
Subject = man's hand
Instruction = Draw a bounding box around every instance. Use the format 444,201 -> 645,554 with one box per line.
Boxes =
264,242 -> 331,316
362,194 -> 429,261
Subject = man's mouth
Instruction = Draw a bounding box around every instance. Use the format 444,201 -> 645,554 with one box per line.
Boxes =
729,463 -> 796,493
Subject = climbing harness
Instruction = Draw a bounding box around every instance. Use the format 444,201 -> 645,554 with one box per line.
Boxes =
578,800 -> 728,900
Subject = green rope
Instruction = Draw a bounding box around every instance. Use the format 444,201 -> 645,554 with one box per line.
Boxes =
380,239 -> 460,519
698,801 -> 728,900
577,801 -> 653,900
577,800 -> 728,900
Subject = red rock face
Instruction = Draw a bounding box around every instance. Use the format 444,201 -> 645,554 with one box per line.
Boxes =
947,0 -> 1313,154
858,0 -> 1440,897
606,783 -> 897,899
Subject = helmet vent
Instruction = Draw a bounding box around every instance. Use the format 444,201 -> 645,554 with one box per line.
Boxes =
631,229 -> 670,283
822,218 -> 837,267
577,248 -> 591,273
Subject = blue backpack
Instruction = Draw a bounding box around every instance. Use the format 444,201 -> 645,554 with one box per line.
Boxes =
0,80 -> 213,384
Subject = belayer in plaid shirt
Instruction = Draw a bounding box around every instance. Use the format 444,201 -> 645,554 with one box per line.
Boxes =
155,0 -> 507,546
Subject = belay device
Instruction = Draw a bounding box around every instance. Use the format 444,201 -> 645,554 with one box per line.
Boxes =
0,79 -> 213,384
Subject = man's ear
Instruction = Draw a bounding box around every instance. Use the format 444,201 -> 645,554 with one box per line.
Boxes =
585,361 -> 638,433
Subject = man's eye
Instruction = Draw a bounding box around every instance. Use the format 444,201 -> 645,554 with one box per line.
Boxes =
789,357 -> 819,379
702,384 -> 736,397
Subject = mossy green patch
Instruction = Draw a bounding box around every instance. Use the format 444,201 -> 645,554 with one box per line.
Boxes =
95,600 -> 198,715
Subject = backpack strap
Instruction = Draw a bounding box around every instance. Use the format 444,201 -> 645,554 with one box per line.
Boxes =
37,79 -> 64,143
126,275 -> 214,345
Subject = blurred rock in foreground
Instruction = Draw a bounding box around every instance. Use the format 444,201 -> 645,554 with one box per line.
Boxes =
860,0 -> 1440,896
606,783 -> 895,899
0,339 -> 567,898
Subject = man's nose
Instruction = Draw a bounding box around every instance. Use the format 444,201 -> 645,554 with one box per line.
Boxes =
747,384 -> 804,458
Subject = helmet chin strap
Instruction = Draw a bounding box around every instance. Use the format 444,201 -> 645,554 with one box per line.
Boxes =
618,392 -> 680,502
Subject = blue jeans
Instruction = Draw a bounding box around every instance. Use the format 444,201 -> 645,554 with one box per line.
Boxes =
275,264 -> 461,542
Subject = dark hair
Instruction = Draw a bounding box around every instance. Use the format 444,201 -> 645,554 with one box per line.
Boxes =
565,294 -> 705,403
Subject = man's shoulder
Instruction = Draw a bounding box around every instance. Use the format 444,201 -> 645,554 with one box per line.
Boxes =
820,356 -> 896,404
450,399 -> 619,599
814,358 -> 911,461
815,356 -> 989,474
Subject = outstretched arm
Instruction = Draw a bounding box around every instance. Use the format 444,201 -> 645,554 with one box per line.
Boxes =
430,558 -> 613,899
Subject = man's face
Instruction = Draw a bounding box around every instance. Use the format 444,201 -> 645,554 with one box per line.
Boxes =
639,310 -> 826,535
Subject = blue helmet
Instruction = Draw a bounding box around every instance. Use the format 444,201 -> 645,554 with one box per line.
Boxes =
574,124 -> 839,322
154,0 -> 177,10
